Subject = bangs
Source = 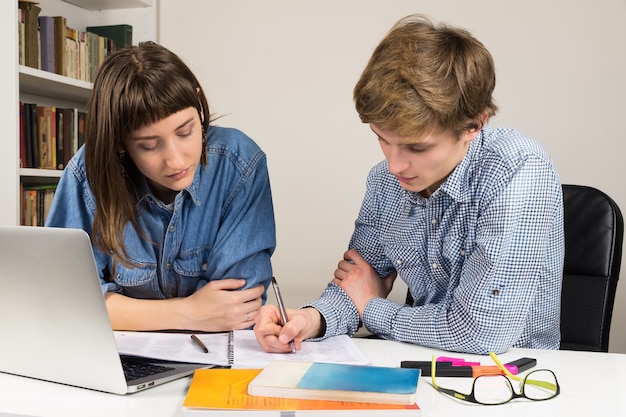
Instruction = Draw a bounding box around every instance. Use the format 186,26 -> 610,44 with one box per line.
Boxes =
118,73 -> 200,133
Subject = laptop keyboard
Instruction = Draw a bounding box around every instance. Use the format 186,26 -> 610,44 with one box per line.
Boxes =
121,356 -> 176,382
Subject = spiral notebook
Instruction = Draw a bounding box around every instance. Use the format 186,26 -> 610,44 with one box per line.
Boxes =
114,329 -> 371,369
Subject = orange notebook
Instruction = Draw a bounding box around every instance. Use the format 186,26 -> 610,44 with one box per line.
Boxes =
182,368 -> 421,416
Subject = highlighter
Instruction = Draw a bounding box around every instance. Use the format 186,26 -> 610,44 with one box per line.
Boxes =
400,357 -> 537,377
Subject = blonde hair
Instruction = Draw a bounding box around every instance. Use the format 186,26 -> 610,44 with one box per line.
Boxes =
354,15 -> 498,139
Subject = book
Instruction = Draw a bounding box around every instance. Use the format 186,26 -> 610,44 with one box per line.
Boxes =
66,27 -> 78,79
38,16 -> 56,73
87,24 -> 133,49
25,103 -> 40,168
248,361 -> 421,405
77,111 -> 86,150
18,8 -> 25,66
86,31 -> 100,82
36,106 -> 57,169
18,1 -> 41,69
114,330 -> 370,369
57,107 -> 76,168
182,368 -> 421,416
22,189 -> 37,226
56,107 -> 64,169
52,16 -> 67,77
19,102 -> 27,168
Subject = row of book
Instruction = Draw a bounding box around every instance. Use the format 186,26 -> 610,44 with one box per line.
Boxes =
22,184 -> 56,227
18,1 -> 132,82
19,102 -> 86,170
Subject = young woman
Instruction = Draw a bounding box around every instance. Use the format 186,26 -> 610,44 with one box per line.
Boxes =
46,42 -> 276,332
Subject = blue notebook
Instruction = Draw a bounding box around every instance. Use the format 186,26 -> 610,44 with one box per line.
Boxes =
248,360 -> 420,405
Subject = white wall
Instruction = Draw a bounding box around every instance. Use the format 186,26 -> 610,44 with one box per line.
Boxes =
158,0 -> 626,352
2,1 -> 19,224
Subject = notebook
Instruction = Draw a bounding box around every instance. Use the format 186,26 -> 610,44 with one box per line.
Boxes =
0,225 -> 209,395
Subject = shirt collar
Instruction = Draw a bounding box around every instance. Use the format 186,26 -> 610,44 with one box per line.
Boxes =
135,164 -> 203,207
438,128 -> 486,203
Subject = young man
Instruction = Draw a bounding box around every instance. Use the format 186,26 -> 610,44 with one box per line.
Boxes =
254,15 -> 563,354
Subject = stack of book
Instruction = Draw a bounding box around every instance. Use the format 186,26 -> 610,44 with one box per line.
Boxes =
181,361 -> 422,416
21,184 -> 56,227
18,101 -> 86,226
18,1 -> 132,82
19,102 -> 86,171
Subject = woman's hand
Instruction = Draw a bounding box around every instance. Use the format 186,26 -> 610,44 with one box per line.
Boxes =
177,279 -> 264,331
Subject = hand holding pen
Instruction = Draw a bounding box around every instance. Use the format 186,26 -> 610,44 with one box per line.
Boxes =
271,276 -> 297,354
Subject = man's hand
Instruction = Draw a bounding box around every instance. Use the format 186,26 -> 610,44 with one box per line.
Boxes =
253,305 -> 323,352
332,249 -> 397,317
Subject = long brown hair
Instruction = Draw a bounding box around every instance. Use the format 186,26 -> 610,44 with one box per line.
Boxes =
84,41 -> 211,272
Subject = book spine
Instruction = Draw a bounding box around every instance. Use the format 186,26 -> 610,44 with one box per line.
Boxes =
38,16 -> 56,73
18,9 -> 25,66
37,106 -> 57,169
19,2 -> 41,69
19,102 -> 27,168
28,103 -> 39,168
53,16 -> 67,76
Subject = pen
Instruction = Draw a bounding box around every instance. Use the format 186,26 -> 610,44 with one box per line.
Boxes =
271,276 -> 296,354
190,334 -> 209,353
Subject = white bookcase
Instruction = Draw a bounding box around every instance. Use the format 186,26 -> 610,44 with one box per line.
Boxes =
1,0 -> 157,225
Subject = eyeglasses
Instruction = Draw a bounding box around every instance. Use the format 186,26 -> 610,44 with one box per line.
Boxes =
430,352 -> 560,405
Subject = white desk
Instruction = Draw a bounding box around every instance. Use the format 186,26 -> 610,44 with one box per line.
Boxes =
1,338 -> 624,416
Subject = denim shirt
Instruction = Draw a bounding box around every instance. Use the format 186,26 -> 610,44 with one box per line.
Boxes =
306,127 -> 564,354
45,126 -> 276,300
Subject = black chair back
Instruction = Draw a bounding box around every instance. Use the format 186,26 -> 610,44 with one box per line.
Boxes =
560,184 -> 624,352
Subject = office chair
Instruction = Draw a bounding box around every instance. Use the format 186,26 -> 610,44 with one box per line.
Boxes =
404,184 -> 623,352
560,184 -> 623,352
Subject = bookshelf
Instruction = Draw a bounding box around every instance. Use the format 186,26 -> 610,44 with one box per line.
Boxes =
2,0 -> 157,225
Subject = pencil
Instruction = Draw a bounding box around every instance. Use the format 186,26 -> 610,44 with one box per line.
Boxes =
190,334 -> 209,353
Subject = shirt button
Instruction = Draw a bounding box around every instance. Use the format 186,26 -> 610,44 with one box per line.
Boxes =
165,262 -> 171,270
432,263 -> 438,269
202,263 -> 208,271
395,259 -> 403,266
492,289 -> 500,296
460,249 -> 466,256
431,218 -> 437,225
169,225 -> 175,232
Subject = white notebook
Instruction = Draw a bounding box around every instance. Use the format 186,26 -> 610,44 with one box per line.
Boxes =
114,330 -> 371,368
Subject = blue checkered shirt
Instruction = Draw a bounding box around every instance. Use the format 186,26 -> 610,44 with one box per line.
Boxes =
306,127 -> 564,354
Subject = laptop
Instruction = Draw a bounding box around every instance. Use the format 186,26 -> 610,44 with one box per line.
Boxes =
0,225 -> 209,395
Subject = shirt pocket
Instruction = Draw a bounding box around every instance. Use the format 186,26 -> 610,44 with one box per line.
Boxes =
385,243 -> 424,274
172,247 -> 211,278
441,234 -> 467,266
113,263 -> 156,287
